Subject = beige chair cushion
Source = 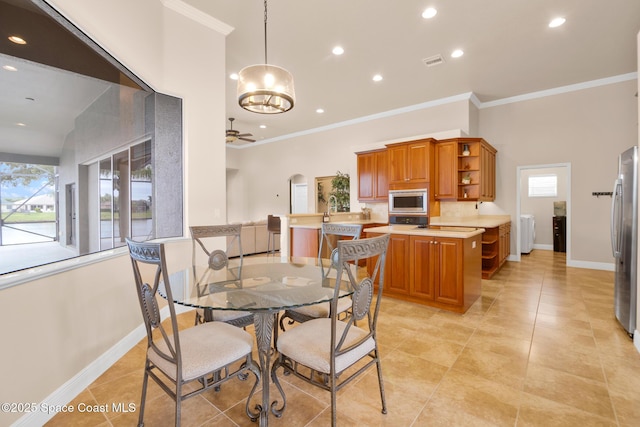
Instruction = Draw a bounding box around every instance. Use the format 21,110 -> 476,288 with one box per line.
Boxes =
277,318 -> 374,374
149,321 -> 253,382
291,296 -> 351,318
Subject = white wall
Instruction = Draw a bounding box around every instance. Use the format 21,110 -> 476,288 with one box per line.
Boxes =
227,79 -> 637,267
0,1 -> 228,425
226,99 -> 474,222
480,79 -> 637,266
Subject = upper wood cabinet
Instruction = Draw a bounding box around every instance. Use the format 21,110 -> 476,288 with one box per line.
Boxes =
434,140 -> 457,199
386,138 -> 435,187
479,142 -> 496,200
434,137 -> 497,201
356,148 -> 388,202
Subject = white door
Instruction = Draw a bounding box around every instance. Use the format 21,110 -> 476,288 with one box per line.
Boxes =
292,183 -> 308,214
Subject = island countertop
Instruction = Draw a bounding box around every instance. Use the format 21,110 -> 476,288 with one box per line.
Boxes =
429,215 -> 511,228
364,224 -> 485,239
288,219 -> 384,229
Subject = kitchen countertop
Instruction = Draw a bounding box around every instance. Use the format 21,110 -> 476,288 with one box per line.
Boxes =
364,224 -> 485,239
429,215 -> 511,228
289,219 -> 384,229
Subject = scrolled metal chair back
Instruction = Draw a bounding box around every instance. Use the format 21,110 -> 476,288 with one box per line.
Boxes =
318,223 -> 363,277
332,233 -> 389,356
126,238 -> 181,367
190,224 -> 243,270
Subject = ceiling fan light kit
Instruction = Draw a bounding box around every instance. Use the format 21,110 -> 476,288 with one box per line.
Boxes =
226,117 -> 255,143
237,0 -> 295,114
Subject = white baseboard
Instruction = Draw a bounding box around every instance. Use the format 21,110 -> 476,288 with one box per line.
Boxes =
567,259 -> 615,271
12,305 -> 192,427
533,243 -> 554,251
506,249 -> 615,272
635,330 -> 640,354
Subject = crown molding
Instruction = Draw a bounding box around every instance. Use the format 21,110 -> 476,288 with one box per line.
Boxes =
160,0 -> 234,35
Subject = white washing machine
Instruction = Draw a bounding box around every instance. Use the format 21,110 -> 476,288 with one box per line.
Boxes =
521,214 -> 535,254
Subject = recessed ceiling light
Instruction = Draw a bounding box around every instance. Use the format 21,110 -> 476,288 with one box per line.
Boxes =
259,124 -> 266,129
16,122 -> 26,127
332,46 -> 344,55
451,49 -> 464,58
549,17 -> 566,28
8,35 -> 26,45
229,73 -> 238,80
2,65 -> 17,71
316,108 -> 324,114
422,7 -> 437,19
372,74 -> 383,82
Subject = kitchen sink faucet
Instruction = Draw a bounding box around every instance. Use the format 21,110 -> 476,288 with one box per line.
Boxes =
328,195 -> 338,215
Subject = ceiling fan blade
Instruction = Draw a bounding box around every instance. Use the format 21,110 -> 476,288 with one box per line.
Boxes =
239,137 -> 256,142
237,133 -> 253,138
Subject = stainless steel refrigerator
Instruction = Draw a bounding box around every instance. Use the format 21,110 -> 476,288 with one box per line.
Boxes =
611,146 -> 638,338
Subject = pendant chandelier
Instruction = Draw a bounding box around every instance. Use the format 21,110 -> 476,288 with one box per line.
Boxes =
237,0 -> 295,114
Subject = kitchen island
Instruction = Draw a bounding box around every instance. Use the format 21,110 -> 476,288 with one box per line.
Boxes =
365,224 -> 484,313
286,213 -> 384,258
430,215 -> 511,278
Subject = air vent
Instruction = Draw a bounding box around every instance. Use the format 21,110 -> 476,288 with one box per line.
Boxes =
422,54 -> 444,67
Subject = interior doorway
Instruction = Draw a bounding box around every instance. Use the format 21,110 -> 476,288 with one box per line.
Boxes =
516,163 -> 571,264
289,174 -> 307,214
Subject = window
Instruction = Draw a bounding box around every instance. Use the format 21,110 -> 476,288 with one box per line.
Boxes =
0,162 -> 57,245
98,141 -> 152,250
0,0 -> 182,275
528,174 -> 558,197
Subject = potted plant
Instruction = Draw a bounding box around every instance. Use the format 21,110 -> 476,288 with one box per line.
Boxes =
330,171 -> 350,212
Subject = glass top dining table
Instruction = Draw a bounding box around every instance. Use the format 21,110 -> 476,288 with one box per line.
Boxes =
160,255 -> 351,426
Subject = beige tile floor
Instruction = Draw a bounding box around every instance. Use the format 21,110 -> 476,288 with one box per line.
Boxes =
46,250 -> 640,426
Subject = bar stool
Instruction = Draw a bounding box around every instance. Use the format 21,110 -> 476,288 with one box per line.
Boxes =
267,214 -> 281,254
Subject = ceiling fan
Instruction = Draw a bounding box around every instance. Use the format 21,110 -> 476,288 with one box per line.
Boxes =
225,117 -> 255,143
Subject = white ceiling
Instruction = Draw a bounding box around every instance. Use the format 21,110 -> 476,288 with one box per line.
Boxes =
186,0 -> 640,145
0,54 -> 110,158
1,0 -> 639,157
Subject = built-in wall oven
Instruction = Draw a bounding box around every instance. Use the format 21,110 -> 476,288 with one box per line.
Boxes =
388,188 -> 428,226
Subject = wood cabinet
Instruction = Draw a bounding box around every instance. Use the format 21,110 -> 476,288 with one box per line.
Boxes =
435,138 -> 497,201
383,233 -> 411,295
386,139 -> 435,187
368,231 -> 481,313
356,149 -> 388,202
410,235 -> 464,306
434,140 -> 457,199
498,222 -> 511,266
479,142 -> 496,200
481,222 -> 510,279
290,227 -> 319,258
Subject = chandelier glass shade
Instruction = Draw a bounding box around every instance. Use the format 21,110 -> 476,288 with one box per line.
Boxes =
237,64 -> 295,113
237,0 -> 295,114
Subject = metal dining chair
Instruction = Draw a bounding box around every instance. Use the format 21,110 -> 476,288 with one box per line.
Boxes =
278,223 -> 362,331
190,224 -> 254,328
126,238 -> 260,427
271,234 -> 390,426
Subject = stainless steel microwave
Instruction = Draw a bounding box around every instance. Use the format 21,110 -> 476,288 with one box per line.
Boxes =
388,189 -> 428,215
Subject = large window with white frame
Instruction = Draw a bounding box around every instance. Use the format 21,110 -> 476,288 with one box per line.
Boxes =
0,0 -> 182,275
